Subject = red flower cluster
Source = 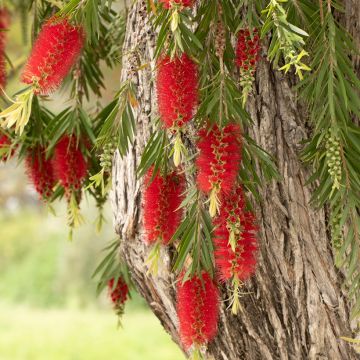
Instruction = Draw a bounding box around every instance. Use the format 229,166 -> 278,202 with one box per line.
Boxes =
143,168 -> 185,245
52,135 -> 88,192
235,28 -> 260,74
108,277 -> 129,307
0,8 -> 9,89
0,133 -> 14,161
25,147 -> 55,200
157,54 -> 198,129
177,272 -> 219,349
196,124 -> 242,215
159,0 -> 194,9
22,17 -> 84,94
214,185 -> 258,282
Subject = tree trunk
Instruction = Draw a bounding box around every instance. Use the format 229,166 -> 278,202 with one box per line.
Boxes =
110,2 -> 359,359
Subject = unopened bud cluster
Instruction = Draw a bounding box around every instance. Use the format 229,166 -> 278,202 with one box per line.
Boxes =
100,139 -> 117,173
330,209 -> 343,250
325,131 -> 342,191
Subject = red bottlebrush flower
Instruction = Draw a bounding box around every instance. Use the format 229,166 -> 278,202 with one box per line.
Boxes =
108,277 -> 129,307
236,28 -> 260,71
177,272 -> 219,350
214,185 -> 258,314
108,277 -> 129,320
0,8 -> 9,89
159,0 -> 194,9
52,135 -> 88,192
196,123 -> 242,216
0,133 -> 15,160
22,17 -> 84,94
25,147 -> 56,200
157,53 -> 198,130
214,185 -> 258,282
143,167 -> 185,245
235,28 -> 260,105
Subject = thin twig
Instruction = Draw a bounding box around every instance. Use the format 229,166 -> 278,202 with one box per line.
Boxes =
319,0 -> 324,24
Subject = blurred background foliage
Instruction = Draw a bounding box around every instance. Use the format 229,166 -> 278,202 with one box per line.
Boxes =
0,8 -> 184,360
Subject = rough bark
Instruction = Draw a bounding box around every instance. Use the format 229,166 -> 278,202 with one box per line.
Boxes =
110,2 -> 359,359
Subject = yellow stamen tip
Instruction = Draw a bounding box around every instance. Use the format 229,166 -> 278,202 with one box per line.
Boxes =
146,242 -> 161,276
209,188 -> 220,217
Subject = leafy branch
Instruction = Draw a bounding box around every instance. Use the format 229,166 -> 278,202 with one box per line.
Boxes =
97,80 -> 137,156
262,0 -> 311,79
300,1 -> 360,318
92,238 -> 132,296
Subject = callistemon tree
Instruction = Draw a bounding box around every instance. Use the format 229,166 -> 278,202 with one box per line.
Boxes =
1,0 -> 360,358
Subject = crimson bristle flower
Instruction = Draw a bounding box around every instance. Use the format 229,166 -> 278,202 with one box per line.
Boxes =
159,0 -> 194,9
143,167 -> 185,245
25,147 -> 55,200
214,186 -> 258,281
22,17 -> 84,94
214,185 -> 258,314
108,277 -> 129,319
157,53 -> 198,130
236,28 -> 260,72
0,133 -> 15,160
0,8 -> 9,89
52,135 -> 88,192
235,28 -> 260,105
177,272 -> 219,350
196,123 -> 242,216
108,277 -> 129,307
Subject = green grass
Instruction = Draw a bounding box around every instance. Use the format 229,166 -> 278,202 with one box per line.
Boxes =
0,304 -> 185,360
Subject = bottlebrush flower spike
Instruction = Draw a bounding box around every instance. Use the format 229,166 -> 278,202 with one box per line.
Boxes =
157,54 -> 198,130
235,28 -> 260,105
177,272 -> 219,354
25,146 -> 55,200
108,277 -> 129,321
0,17 -> 84,135
157,54 -> 198,166
159,0 -> 194,9
214,185 -> 258,314
52,135 -> 87,233
143,167 -> 185,274
143,167 -> 185,245
0,133 -> 15,161
52,135 -> 88,193
0,8 -> 10,89
196,123 -> 242,217
22,17 -> 85,94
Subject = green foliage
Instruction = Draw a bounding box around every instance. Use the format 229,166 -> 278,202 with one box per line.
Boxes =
261,0 -> 311,78
154,6 -> 203,59
298,1 -> 360,318
69,9 -> 126,99
172,190 -> 215,278
92,238 -> 133,296
59,0 -> 116,43
137,125 -> 168,178
96,80 -> 137,155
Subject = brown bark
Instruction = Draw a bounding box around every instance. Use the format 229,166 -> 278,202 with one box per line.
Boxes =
110,2 -> 359,359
